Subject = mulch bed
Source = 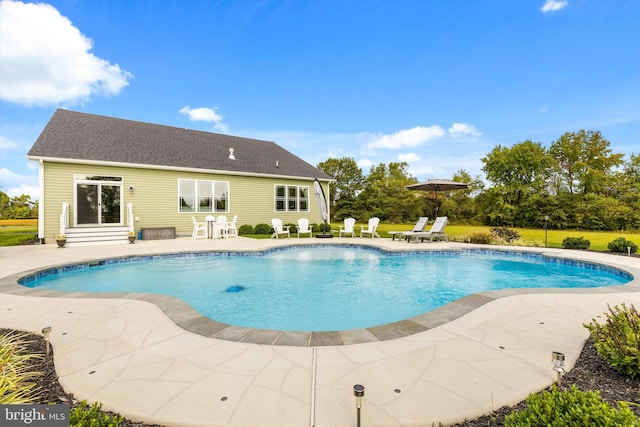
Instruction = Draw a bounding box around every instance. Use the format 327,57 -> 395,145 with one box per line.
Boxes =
7,329 -> 639,426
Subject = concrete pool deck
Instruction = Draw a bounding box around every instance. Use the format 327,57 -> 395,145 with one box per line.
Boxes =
1,237 -> 639,426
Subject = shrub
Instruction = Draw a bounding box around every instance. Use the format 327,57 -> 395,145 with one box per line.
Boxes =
0,330 -> 42,404
238,224 -> 255,235
70,401 -> 123,427
562,236 -> 591,250
584,303 -> 640,378
608,237 -> 639,254
286,223 -> 298,234
254,223 -> 272,235
490,227 -> 520,243
468,231 -> 493,244
505,385 -> 639,426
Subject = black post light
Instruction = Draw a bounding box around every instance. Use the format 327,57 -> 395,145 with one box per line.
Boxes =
544,215 -> 549,247
353,384 -> 365,427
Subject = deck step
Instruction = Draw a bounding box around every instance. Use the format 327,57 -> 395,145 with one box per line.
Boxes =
63,227 -> 130,246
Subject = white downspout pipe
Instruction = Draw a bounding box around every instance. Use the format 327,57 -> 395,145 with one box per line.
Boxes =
37,160 -> 44,242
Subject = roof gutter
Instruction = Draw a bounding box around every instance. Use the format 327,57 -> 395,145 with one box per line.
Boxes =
26,155 -> 335,182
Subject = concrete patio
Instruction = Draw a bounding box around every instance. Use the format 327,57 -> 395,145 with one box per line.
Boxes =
1,237 -> 639,426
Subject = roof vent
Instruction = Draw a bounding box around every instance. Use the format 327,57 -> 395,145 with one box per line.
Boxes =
229,148 -> 236,160
275,160 -> 279,168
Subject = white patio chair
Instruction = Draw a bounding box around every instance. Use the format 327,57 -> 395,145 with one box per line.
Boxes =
191,216 -> 207,240
205,215 -> 215,238
213,215 -> 228,239
297,218 -> 313,238
226,215 -> 238,238
339,218 -> 356,238
360,217 -> 380,238
271,218 -> 290,239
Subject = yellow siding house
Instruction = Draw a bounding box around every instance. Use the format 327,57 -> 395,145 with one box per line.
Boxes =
27,110 -> 332,245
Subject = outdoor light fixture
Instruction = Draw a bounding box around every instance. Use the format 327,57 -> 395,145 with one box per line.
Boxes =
353,384 -> 365,427
42,326 -> 52,356
544,215 -> 549,248
552,351 -> 565,386
129,185 -> 134,192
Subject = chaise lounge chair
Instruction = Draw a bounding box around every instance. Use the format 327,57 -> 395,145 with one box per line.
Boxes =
389,217 -> 429,241
408,216 -> 448,242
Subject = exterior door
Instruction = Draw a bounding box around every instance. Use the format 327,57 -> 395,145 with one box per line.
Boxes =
75,179 -> 122,226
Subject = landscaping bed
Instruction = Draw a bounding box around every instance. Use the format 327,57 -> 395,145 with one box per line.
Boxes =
8,329 -> 639,426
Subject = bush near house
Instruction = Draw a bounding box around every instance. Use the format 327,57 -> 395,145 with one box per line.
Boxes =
238,224 -> 255,235
254,223 -> 272,235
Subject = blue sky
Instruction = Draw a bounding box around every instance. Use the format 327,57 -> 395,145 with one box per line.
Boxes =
1,0 -> 639,199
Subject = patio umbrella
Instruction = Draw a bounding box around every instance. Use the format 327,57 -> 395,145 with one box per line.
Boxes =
405,179 -> 468,216
314,178 -> 333,238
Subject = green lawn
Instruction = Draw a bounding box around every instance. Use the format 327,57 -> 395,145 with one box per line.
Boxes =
0,225 -> 38,246
3,220 -> 638,252
373,222 -> 639,251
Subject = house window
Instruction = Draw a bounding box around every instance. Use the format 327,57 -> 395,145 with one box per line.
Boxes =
179,179 -> 228,213
275,185 -> 309,212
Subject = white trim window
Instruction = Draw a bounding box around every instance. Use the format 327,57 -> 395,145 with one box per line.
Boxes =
275,185 -> 309,212
179,179 -> 229,213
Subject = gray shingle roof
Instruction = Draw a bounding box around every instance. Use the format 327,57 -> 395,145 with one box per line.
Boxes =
28,109 -> 332,180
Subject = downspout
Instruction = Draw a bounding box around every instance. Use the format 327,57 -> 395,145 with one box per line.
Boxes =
37,160 -> 45,243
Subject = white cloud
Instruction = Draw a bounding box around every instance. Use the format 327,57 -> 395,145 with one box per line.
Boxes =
0,0 -> 132,106
179,106 -> 229,133
357,158 -> 375,170
448,123 -> 481,138
369,126 -> 445,149
538,106 -> 549,113
541,0 -> 568,13
0,135 -> 18,149
0,167 -> 39,199
398,152 -> 421,163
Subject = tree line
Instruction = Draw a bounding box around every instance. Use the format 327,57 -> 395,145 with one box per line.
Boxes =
317,129 -> 640,231
2,129 -> 638,231
0,191 -> 37,219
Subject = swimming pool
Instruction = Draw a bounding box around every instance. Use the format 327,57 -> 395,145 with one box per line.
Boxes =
19,246 -> 632,332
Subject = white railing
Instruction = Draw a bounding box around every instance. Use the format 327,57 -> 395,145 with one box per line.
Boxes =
127,203 -> 134,232
59,202 -> 69,236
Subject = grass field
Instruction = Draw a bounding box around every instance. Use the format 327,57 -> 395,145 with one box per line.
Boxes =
0,219 -> 38,246
374,222 -> 639,251
2,219 -> 638,252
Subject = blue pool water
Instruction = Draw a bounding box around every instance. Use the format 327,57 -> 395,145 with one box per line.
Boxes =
21,247 -> 631,331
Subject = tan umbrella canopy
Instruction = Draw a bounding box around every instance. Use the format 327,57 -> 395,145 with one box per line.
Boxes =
405,179 -> 469,216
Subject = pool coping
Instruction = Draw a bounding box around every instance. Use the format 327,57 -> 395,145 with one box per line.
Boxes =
2,242 -> 639,347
